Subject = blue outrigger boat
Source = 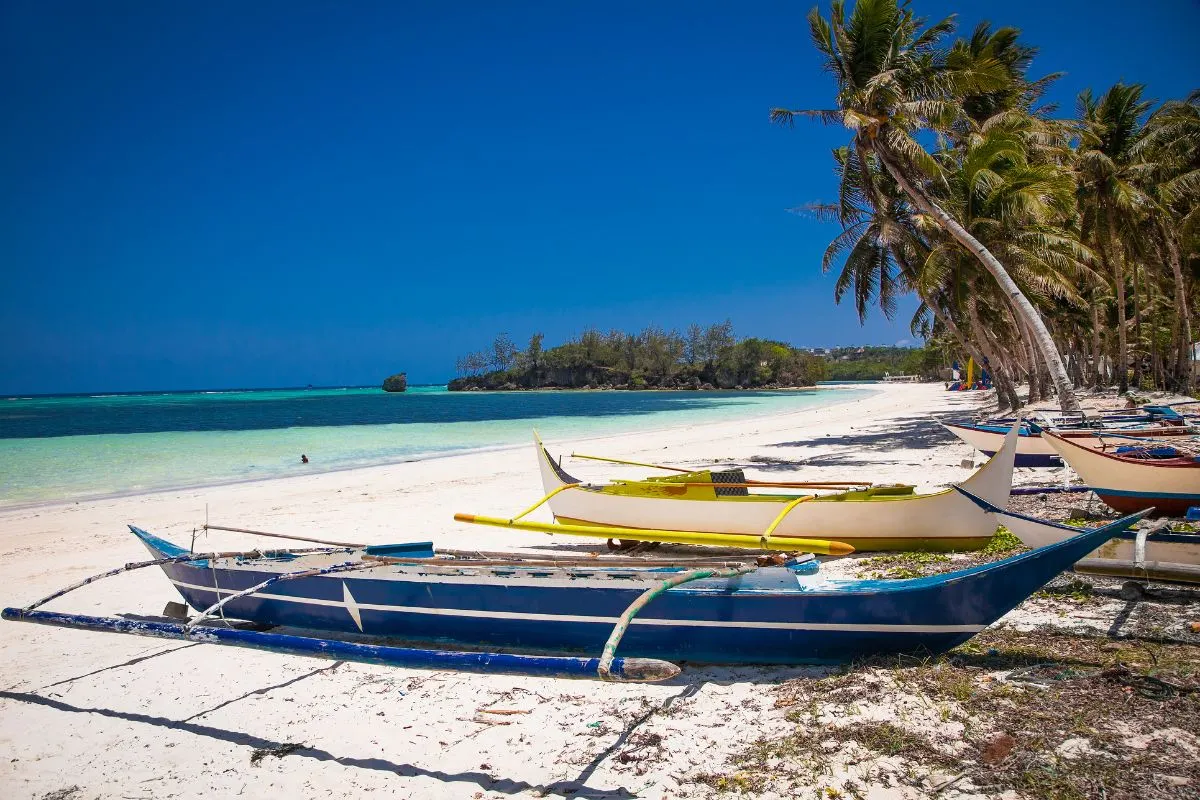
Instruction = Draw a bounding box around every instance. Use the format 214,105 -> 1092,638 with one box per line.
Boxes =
2,510 -> 1149,681
944,404 -> 1196,468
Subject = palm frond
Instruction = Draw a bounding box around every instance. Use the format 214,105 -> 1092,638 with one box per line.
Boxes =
770,108 -> 843,127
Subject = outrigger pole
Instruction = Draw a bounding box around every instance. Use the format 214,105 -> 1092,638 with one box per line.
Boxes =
453,512 -> 855,556
2,539 -> 682,683
569,451 -> 873,488
1,608 -> 680,682
570,452 -> 692,472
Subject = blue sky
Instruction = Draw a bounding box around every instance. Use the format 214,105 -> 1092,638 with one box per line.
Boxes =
2,1 -> 1197,393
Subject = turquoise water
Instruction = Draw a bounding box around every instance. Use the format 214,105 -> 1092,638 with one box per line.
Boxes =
0,386 -> 867,507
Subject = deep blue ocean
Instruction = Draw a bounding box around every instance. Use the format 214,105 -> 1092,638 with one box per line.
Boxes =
0,385 -> 866,506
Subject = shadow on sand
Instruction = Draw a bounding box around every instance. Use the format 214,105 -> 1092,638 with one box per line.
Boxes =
0,675 -> 797,798
765,415 -> 957,454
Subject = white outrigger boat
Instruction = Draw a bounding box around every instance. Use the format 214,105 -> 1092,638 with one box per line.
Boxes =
1041,431 -> 1200,516
523,424 -> 1020,552
960,490 -> 1200,585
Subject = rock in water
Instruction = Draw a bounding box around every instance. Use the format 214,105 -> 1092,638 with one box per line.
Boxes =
382,372 -> 408,392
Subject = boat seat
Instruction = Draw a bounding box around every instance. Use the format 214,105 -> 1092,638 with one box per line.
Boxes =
711,469 -> 749,497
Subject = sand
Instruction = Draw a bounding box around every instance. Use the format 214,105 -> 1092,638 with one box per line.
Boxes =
0,383 -> 1175,799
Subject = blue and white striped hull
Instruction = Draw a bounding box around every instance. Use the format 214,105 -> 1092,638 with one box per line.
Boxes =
157,564 -> 979,664
134,512 -> 1147,665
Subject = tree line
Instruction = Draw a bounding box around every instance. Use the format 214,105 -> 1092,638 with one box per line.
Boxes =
450,323 -> 828,390
775,0 -> 1198,411
823,346 -> 945,380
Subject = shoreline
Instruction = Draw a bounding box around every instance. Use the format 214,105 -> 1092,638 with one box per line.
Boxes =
444,383 -> 833,392
0,385 -> 873,514
0,384 -> 1001,799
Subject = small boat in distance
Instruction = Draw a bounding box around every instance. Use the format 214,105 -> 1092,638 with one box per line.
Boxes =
1041,431 -> 1200,516
528,423 -> 1020,552
1,512 -> 1150,676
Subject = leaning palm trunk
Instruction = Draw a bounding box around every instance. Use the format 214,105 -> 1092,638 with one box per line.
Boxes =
1102,203 -> 1130,394
872,145 -> 1080,411
1021,323 -> 1043,402
933,303 -> 1005,404
1161,224 -> 1193,392
967,302 -> 1022,409
937,302 -> 1020,408
892,252 -> 1005,403
987,354 -> 1022,411
1131,260 -> 1145,389
919,286 -> 1017,409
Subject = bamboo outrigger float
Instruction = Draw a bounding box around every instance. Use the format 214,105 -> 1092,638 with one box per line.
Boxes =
507,421 -> 1021,552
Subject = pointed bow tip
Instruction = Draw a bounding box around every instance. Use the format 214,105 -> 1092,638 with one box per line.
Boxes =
828,541 -> 856,556
608,657 -> 681,682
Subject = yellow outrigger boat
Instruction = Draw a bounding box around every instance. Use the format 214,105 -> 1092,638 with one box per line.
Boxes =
503,423 -> 1020,552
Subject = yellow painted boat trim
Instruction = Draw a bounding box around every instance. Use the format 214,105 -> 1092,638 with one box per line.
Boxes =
453,513 -> 856,555
552,517 -> 989,552
596,483 -> 919,503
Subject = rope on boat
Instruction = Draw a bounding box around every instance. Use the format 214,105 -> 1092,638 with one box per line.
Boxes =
596,563 -> 758,681
185,560 -> 385,630
21,547 -> 349,612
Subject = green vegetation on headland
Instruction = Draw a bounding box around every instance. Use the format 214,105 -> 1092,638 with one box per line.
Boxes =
448,323 -> 827,391
777,0 -> 1199,413
821,346 -> 944,381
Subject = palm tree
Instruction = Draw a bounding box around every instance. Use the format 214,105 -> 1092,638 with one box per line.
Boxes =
773,0 -> 1080,410
811,145 -> 1032,408
949,22 -> 1062,130
1132,91 -> 1200,390
1075,82 -> 1155,393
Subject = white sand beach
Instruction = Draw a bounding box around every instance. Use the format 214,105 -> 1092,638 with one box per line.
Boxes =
0,384 -> 1192,799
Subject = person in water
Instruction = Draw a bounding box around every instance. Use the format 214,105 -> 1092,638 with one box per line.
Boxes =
301,454 -> 309,464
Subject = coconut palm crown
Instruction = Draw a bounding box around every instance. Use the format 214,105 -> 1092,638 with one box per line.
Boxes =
774,0 -> 1082,410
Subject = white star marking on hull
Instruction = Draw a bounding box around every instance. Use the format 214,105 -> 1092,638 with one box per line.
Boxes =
343,581 -> 363,632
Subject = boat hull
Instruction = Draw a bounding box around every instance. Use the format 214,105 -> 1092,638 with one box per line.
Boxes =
132,513 -> 1143,664
1093,492 -> 1198,516
942,422 -> 1060,466
535,424 -> 1020,551
972,496 -> 1200,585
1041,432 -> 1200,517
942,421 -> 1194,468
